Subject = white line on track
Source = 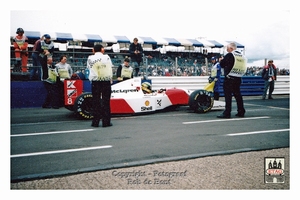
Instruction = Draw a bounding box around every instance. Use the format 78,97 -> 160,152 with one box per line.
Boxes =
244,102 -> 290,111
11,129 -> 94,137
11,121 -> 77,126
11,145 -> 112,158
182,116 -> 269,124
226,129 -> 290,136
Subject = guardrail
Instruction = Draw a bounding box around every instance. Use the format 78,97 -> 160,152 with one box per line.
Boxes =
149,76 -> 290,96
11,76 -> 289,108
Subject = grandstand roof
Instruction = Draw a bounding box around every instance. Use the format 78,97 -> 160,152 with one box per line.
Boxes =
208,40 -> 224,48
14,31 -> 244,49
114,35 -> 130,43
139,36 -> 157,45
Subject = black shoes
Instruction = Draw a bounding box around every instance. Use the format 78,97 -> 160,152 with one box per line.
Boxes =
217,112 -> 245,118
235,113 -> 245,117
91,120 -> 99,127
91,121 -> 113,128
217,113 -> 231,118
262,96 -> 273,100
91,123 -> 99,127
102,123 -> 113,127
42,105 -> 51,109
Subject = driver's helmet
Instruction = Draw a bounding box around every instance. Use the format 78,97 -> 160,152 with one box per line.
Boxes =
142,82 -> 152,94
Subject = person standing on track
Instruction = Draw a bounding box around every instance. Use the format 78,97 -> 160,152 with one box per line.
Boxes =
261,59 -> 277,100
217,42 -> 247,118
87,44 -> 113,128
209,57 -> 221,100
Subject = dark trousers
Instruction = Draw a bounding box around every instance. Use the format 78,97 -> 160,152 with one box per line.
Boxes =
40,56 -> 48,80
223,77 -> 245,116
214,80 -> 220,100
43,81 -> 60,107
30,53 -> 42,80
132,61 -> 141,77
262,80 -> 275,98
91,81 -> 111,125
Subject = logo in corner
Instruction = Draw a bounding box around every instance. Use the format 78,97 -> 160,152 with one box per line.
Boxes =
264,157 -> 285,183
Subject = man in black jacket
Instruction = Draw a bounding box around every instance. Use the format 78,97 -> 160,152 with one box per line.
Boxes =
261,60 -> 277,100
217,42 -> 246,118
129,38 -> 143,77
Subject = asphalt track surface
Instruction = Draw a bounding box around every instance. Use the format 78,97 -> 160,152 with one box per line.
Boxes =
10,95 -> 291,190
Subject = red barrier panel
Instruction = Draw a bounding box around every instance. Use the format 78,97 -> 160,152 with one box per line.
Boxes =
64,80 -> 83,106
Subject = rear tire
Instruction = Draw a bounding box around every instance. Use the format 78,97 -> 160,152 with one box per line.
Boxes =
73,93 -> 94,119
188,89 -> 214,113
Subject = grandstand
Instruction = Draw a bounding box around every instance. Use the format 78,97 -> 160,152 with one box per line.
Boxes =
11,30 -> 289,79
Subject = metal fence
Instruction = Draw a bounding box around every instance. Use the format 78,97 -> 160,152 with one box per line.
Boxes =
149,76 -> 290,95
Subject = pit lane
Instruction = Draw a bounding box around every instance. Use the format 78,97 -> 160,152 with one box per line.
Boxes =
10,95 -> 290,182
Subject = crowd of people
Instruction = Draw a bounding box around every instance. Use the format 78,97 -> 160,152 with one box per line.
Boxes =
11,28 -> 289,125
11,28 -> 290,80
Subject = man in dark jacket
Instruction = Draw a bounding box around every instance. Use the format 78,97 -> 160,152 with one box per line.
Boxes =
261,60 -> 277,100
35,34 -> 54,80
217,42 -> 247,118
129,38 -> 143,77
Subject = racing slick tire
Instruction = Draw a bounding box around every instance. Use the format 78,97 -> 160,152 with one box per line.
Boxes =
74,92 -> 94,119
188,89 -> 214,113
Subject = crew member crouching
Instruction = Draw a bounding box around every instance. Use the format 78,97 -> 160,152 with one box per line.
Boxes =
116,58 -> 133,82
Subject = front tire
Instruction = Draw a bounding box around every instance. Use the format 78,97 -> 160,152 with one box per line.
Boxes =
188,89 -> 214,113
74,93 -> 94,119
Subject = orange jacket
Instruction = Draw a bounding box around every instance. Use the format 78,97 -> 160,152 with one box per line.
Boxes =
13,34 -> 28,51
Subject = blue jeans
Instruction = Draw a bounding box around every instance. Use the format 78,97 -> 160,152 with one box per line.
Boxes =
30,53 -> 42,80
262,80 -> 275,98
132,61 -> 140,77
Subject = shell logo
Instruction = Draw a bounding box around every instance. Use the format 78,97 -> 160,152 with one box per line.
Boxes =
145,100 -> 150,106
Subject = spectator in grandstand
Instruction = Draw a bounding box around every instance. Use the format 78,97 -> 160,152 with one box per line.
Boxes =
13,28 -> 28,73
36,34 -> 55,80
30,36 -> 43,80
87,44 -> 113,128
55,55 -> 74,106
116,57 -> 133,82
129,37 -> 143,77
261,59 -> 277,100
165,68 -> 171,76
217,42 -> 246,118
201,66 -> 206,76
208,57 -> 221,100
192,60 -> 199,76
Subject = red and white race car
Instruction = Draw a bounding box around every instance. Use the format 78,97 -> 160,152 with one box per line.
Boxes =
64,77 -> 225,119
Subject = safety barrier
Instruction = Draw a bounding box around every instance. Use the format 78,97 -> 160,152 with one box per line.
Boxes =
149,76 -> 290,96
11,76 -> 289,108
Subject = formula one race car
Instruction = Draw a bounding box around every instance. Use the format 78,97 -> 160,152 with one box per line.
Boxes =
63,77 -> 225,119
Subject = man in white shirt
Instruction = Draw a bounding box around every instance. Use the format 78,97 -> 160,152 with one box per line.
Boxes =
87,44 -> 113,127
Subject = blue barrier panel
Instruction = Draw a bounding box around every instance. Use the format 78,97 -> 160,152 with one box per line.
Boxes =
11,77 -> 264,108
219,76 -> 264,97
11,81 -> 47,108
